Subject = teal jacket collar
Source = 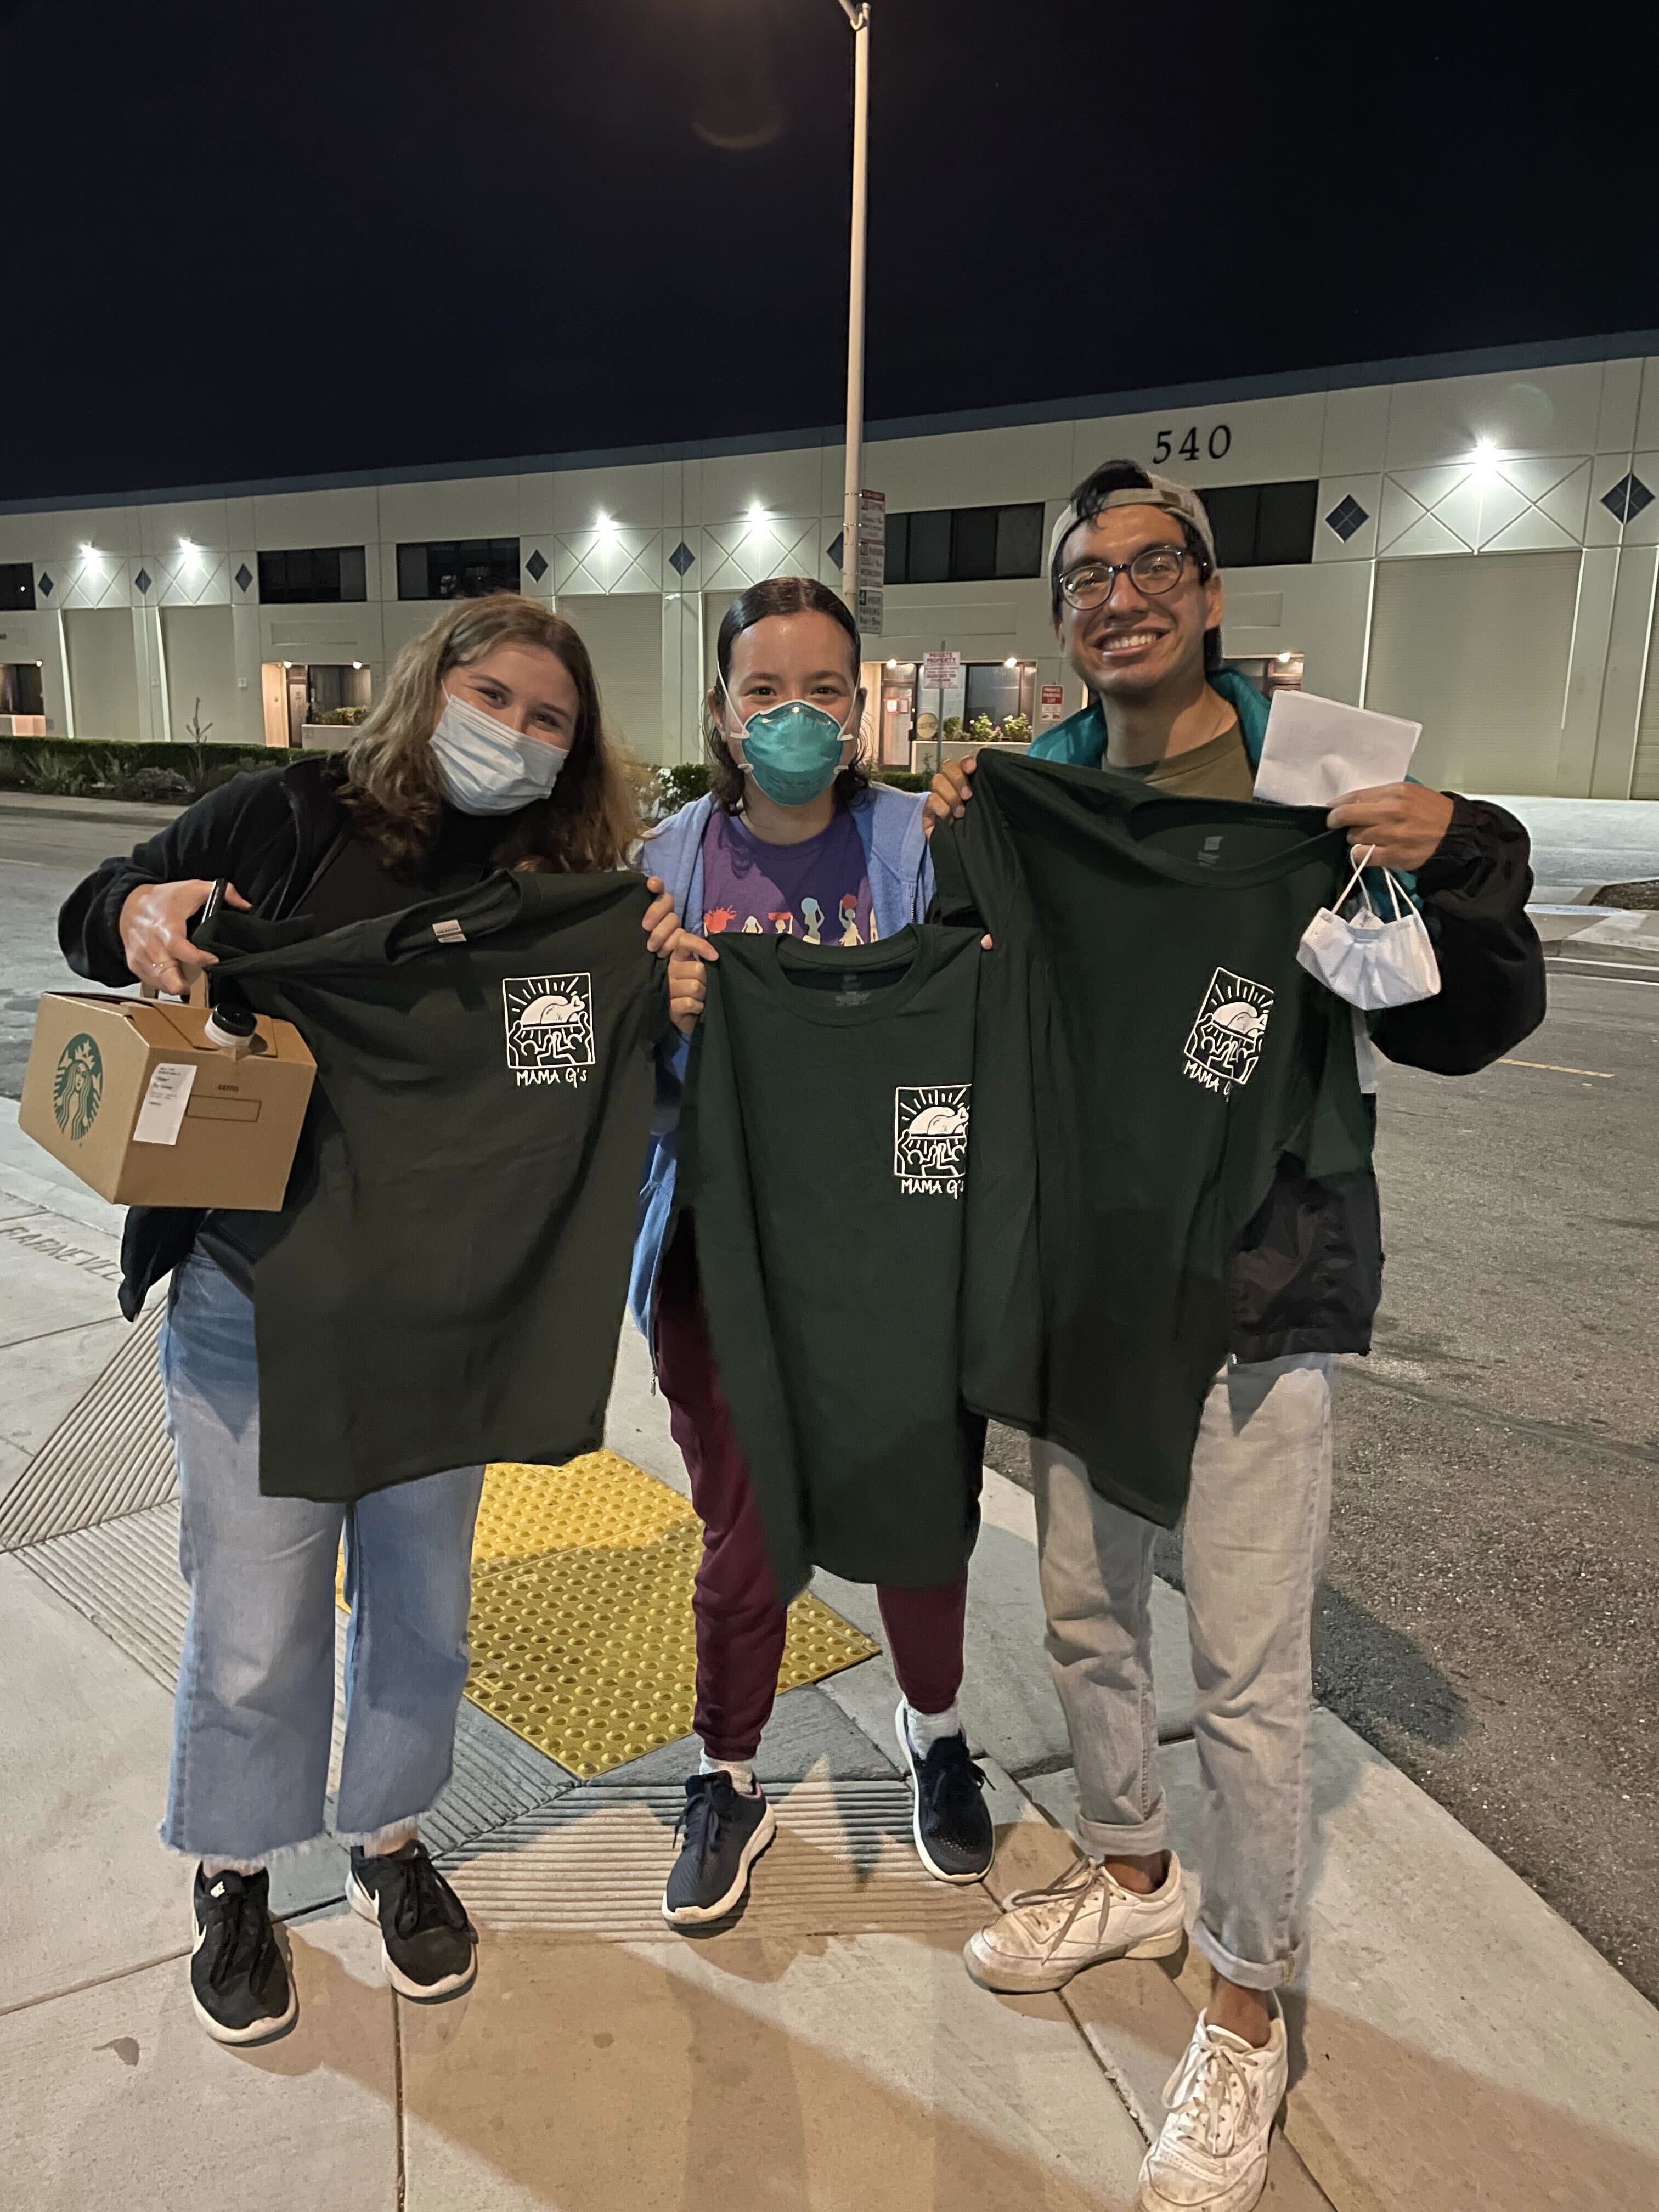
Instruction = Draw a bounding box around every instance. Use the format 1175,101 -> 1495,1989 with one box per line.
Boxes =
1029,663 -> 1268,770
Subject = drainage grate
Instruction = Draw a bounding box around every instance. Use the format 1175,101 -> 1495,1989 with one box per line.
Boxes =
18,1500 -> 186,1690
444,1780 -> 988,1940
17,1495 -> 574,1856
0,1304 -> 173,1551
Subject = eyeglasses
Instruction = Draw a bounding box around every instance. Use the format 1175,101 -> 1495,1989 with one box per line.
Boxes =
1058,544 -> 1204,610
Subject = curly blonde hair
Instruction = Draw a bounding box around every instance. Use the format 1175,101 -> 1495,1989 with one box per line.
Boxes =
338,594 -> 640,872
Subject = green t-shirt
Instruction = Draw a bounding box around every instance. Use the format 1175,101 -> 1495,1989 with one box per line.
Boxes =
200,870 -> 664,1502
932,750 -> 1370,1526
680,924 -> 986,1598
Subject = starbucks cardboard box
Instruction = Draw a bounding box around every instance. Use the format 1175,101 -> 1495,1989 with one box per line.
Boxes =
20,991 -> 315,1209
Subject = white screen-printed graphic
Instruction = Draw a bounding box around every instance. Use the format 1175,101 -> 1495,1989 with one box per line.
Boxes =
1183,969 -> 1274,1095
503,973 -> 596,1087
894,1084 -> 971,1197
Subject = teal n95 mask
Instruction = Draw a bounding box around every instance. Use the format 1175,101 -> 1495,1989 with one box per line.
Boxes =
1297,847 -> 1441,1011
431,690 -> 569,815
722,679 -> 857,809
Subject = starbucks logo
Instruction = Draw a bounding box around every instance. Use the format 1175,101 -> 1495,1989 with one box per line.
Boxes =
53,1033 -> 104,1142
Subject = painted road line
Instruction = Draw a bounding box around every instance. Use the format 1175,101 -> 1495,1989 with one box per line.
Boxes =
1548,959 -> 1659,985
1499,1059 -> 1615,1078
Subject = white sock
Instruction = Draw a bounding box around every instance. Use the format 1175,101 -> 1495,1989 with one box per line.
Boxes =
698,1751 -> 758,1796
904,1701 -> 963,1756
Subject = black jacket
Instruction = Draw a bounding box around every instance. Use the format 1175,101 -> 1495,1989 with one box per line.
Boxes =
59,758 -> 356,1316
1228,794 -> 1543,1358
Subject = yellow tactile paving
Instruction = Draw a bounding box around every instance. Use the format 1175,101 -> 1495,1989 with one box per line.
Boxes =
340,1452 -> 879,1780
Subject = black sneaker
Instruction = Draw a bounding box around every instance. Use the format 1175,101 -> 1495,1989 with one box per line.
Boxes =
896,1701 -> 994,1883
661,1772 -> 777,1927
190,1865 -> 297,2045
347,1839 -> 477,2000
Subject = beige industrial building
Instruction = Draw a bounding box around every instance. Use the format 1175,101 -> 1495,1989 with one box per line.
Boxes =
3,332 -> 1658,799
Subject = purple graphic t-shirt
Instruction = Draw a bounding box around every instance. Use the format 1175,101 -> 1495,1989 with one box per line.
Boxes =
698,806 -> 876,946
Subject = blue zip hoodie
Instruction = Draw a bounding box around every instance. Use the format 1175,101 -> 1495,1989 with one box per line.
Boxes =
628,782 -> 935,1341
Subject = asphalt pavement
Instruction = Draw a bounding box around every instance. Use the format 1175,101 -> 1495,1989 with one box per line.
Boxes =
7,802 -> 1657,2006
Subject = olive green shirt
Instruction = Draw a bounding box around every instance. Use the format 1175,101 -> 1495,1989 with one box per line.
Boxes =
1114,719 -> 1256,803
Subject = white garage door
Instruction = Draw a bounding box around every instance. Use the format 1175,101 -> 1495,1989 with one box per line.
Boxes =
560,595 -> 664,765
1365,551 -> 1579,795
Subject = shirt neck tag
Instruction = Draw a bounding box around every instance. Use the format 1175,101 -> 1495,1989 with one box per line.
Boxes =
432,919 -> 467,944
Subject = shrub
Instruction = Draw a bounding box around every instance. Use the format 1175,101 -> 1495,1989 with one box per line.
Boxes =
656,762 -> 712,817
874,769 -> 930,792
308,706 -> 368,726
0,735 -> 332,804
999,713 -> 1034,746
114,765 -> 195,804
967,712 -> 998,743
12,743 -> 104,795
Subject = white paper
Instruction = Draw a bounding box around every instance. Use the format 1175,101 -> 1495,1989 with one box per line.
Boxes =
132,1061 -> 198,1147
1254,689 -> 1421,808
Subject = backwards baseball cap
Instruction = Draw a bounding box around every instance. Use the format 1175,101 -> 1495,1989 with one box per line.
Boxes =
1048,465 -> 1218,583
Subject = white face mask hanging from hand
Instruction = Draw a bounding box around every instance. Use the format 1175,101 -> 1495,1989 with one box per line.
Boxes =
1297,846 -> 1441,1010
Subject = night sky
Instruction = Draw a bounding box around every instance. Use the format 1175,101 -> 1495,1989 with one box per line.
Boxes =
4,0 -> 1654,502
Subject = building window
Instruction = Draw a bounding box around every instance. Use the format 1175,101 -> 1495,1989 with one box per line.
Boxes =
257,547 -> 368,603
0,562 -> 36,612
397,539 -> 522,600
885,503 -> 1045,586
1200,482 -> 1318,568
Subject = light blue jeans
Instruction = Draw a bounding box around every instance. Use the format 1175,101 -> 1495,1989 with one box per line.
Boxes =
159,1250 -> 484,1863
1034,1353 -> 1335,1991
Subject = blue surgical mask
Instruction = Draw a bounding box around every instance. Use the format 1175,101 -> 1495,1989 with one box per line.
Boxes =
431,690 -> 568,815
723,679 -> 856,809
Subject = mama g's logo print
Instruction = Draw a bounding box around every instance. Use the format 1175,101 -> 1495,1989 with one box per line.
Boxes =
53,1032 -> 104,1142
503,973 -> 595,1088
894,1084 -> 970,1198
1184,969 -> 1274,1095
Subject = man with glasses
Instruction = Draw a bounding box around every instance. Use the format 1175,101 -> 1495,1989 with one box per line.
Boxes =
927,460 -> 1543,2212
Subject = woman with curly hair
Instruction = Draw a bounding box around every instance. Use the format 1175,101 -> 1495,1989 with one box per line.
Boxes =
60,593 -> 680,2045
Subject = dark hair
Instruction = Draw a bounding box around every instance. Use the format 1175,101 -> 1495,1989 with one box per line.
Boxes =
704,575 -> 870,813
1052,459 -> 1222,673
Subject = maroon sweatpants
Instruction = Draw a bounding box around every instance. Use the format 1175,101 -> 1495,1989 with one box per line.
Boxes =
654,1220 -> 970,1764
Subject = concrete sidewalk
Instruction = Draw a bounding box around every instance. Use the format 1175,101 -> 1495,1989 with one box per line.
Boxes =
2,1097 -> 1656,2211
1528,902 -> 1659,970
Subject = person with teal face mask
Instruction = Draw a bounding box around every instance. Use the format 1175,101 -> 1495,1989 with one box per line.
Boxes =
629,575 -> 995,1928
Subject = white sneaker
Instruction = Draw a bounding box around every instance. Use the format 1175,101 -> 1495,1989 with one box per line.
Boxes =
1138,2001 -> 1287,2212
963,1851 -> 1185,1993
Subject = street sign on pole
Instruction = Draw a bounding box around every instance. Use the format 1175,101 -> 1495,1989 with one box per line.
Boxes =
838,4 -> 872,617
922,650 -> 962,693
855,488 -> 885,635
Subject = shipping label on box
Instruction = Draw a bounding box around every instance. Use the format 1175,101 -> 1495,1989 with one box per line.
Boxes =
19,993 -> 316,1210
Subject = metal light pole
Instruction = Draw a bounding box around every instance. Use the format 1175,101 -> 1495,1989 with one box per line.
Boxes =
837,2 -> 871,616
